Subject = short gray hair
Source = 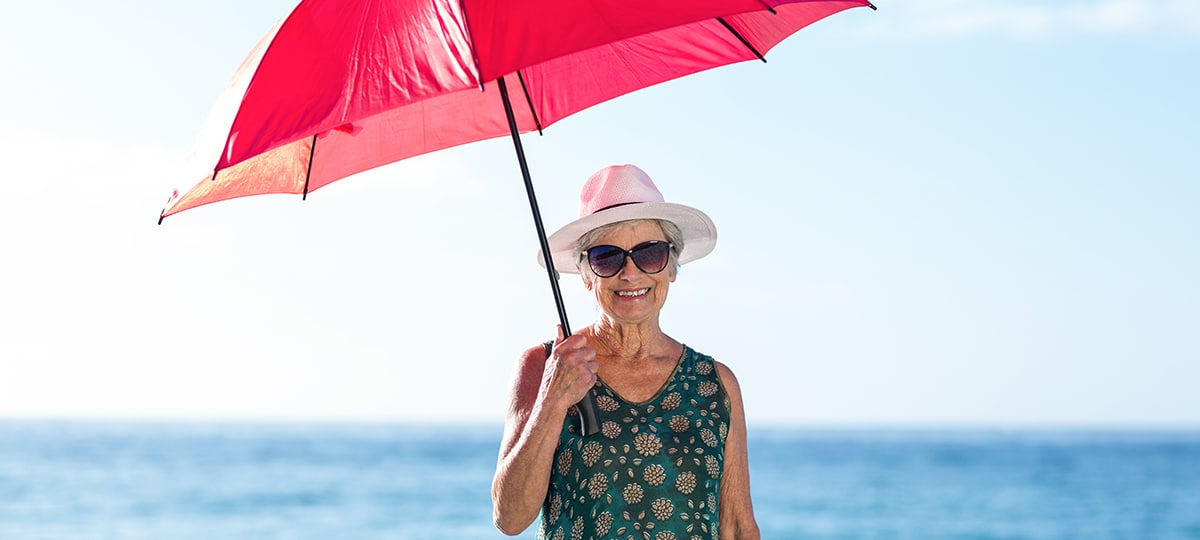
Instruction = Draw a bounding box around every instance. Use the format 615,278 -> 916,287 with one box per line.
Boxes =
573,219 -> 684,278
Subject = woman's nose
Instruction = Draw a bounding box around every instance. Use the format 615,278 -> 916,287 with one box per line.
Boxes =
616,253 -> 643,278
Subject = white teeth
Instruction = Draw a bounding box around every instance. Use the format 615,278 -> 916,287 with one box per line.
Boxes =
616,288 -> 649,297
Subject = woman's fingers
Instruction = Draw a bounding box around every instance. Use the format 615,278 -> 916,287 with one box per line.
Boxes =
546,333 -> 598,405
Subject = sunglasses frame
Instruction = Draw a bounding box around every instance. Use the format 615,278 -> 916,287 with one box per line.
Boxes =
583,240 -> 675,278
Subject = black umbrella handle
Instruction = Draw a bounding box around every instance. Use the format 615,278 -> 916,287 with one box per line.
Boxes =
497,76 -> 601,437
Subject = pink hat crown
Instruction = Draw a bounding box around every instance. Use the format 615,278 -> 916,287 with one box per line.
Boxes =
578,164 -> 665,217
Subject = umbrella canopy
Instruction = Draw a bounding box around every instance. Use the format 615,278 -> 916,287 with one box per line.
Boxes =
160,0 -> 873,218
159,0 -> 873,434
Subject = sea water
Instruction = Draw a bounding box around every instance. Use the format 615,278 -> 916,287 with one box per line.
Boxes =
1,422 -> 1197,539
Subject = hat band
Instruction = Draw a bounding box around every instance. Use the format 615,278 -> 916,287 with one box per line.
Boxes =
592,201 -> 643,215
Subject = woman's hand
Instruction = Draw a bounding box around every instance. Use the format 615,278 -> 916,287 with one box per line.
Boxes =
539,326 -> 599,410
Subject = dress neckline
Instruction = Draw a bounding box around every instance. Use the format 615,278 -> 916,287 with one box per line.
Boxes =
595,345 -> 690,407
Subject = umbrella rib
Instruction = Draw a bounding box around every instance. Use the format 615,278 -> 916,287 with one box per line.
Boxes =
516,70 -> 544,135
303,134 -> 317,200
717,17 -> 766,63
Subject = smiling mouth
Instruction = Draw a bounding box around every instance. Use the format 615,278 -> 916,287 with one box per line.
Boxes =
615,288 -> 650,298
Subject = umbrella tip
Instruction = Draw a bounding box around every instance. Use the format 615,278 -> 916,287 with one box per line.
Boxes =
867,1 -> 877,10
158,189 -> 178,225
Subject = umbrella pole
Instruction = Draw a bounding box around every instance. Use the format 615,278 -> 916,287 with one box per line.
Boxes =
497,76 -> 601,437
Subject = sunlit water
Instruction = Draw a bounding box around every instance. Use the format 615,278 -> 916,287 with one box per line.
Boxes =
1,422 -> 1197,539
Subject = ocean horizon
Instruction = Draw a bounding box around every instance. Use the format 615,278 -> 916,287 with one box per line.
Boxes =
2,420 -> 1197,539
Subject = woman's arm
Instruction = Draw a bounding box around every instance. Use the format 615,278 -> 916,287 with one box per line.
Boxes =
491,330 -> 597,535
716,362 -> 761,540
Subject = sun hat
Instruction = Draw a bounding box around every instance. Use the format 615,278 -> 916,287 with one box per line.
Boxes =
540,164 -> 717,274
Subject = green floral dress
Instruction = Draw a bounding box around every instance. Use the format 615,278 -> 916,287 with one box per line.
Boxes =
538,345 -> 730,540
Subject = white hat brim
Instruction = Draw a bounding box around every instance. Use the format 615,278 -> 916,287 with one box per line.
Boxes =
539,202 -> 717,274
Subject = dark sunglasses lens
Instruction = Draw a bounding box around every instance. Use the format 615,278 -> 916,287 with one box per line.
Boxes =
631,242 -> 670,274
588,246 -> 626,277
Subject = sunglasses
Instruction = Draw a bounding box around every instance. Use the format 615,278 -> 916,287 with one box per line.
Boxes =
583,240 -> 674,278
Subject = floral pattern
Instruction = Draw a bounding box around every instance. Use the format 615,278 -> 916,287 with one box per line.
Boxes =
539,346 -> 730,540
582,441 -> 603,467
634,433 -> 663,456
588,472 -> 609,499
623,482 -> 644,504
601,421 -> 622,439
596,395 -> 620,412
644,464 -> 666,486
661,392 -> 682,410
557,448 -> 573,476
596,512 -> 613,537
676,471 -> 697,495
651,498 -> 675,521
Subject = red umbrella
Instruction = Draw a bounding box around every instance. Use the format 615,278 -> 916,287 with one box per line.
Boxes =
159,0 -> 875,433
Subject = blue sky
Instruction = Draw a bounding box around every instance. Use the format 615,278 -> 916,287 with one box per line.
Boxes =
0,1 -> 1196,426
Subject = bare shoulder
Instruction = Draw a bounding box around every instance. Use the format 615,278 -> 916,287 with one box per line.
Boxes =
712,360 -> 744,395
519,341 -> 551,365
500,342 -> 552,438
510,342 -> 551,391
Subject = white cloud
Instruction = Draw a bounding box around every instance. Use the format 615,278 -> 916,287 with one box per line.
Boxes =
849,0 -> 1200,39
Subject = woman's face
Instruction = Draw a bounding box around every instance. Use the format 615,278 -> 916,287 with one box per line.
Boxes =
582,220 -> 676,326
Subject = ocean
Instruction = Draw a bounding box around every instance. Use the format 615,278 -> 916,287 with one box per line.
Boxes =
1,422 -> 1197,539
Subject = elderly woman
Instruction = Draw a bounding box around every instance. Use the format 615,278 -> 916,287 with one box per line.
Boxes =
492,165 -> 759,539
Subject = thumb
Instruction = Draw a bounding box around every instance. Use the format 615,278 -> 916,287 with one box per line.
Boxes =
555,324 -> 566,345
